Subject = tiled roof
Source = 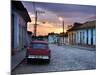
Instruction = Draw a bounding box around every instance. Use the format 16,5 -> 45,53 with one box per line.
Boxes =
67,20 -> 96,31
67,22 -> 82,31
80,20 -> 96,29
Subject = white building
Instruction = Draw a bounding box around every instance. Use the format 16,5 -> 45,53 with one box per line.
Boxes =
48,33 -> 58,44
67,20 -> 96,46
57,33 -> 68,45
11,1 -> 31,55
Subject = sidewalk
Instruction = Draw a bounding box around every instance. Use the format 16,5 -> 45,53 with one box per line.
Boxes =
11,49 -> 26,71
65,44 -> 96,51
56,43 -> 96,51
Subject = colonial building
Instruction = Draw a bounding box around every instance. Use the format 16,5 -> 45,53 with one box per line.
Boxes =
57,32 -> 68,45
11,1 -> 31,55
48,32 -> 68,45
48,33 -> 58,44
67,20 -> 96,46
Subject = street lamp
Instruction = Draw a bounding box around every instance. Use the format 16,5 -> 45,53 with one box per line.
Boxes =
59,17 -> 63,22
59,17 -> 64,45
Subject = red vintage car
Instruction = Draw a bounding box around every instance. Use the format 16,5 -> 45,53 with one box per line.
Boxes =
26,40 -> 51,64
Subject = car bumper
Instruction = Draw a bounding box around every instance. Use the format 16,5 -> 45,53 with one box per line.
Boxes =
27,55 -> 49,59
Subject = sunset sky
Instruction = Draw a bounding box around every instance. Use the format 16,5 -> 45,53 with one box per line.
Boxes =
22,1 -> 96,36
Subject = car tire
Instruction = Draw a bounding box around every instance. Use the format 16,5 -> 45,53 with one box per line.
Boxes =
27,59 -> 30,64
46,59 -> 50,64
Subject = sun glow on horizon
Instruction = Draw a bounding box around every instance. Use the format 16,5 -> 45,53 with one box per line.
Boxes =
27,21 -> 67,36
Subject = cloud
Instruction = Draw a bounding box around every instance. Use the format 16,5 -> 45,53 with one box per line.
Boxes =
23,1 -> 96,35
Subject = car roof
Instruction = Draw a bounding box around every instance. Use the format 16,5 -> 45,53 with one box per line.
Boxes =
32,40 -> 48,44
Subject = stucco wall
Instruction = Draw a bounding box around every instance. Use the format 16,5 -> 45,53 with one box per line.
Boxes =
12,10 -> 28,51
93,29 -> 96,45
68,28 -> 96,46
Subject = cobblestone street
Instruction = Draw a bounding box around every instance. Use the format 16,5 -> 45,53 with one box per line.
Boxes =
12,44 -> 96,74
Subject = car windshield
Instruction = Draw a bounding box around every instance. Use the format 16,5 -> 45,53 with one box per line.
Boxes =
32,43 -> 48,49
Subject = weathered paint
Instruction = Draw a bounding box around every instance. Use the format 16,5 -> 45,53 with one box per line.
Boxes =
48,35 -> 57,44
93,29 -> 96,45
88,29 -> 91,45
12,10 -> 31,51
67,28 -> 96,46
12,11 -> 20,51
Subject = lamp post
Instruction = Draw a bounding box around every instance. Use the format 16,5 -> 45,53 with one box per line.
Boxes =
59,17 -> 64,45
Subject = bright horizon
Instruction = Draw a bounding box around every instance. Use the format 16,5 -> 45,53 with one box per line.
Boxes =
27,18 -> 67,36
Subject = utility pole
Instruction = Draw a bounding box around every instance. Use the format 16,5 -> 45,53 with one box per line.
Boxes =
33,2 -> 45,40
34,10 -> 37,38
62,20 -> 64,44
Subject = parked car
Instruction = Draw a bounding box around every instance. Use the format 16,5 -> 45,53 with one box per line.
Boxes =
26,40 -> 51,64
